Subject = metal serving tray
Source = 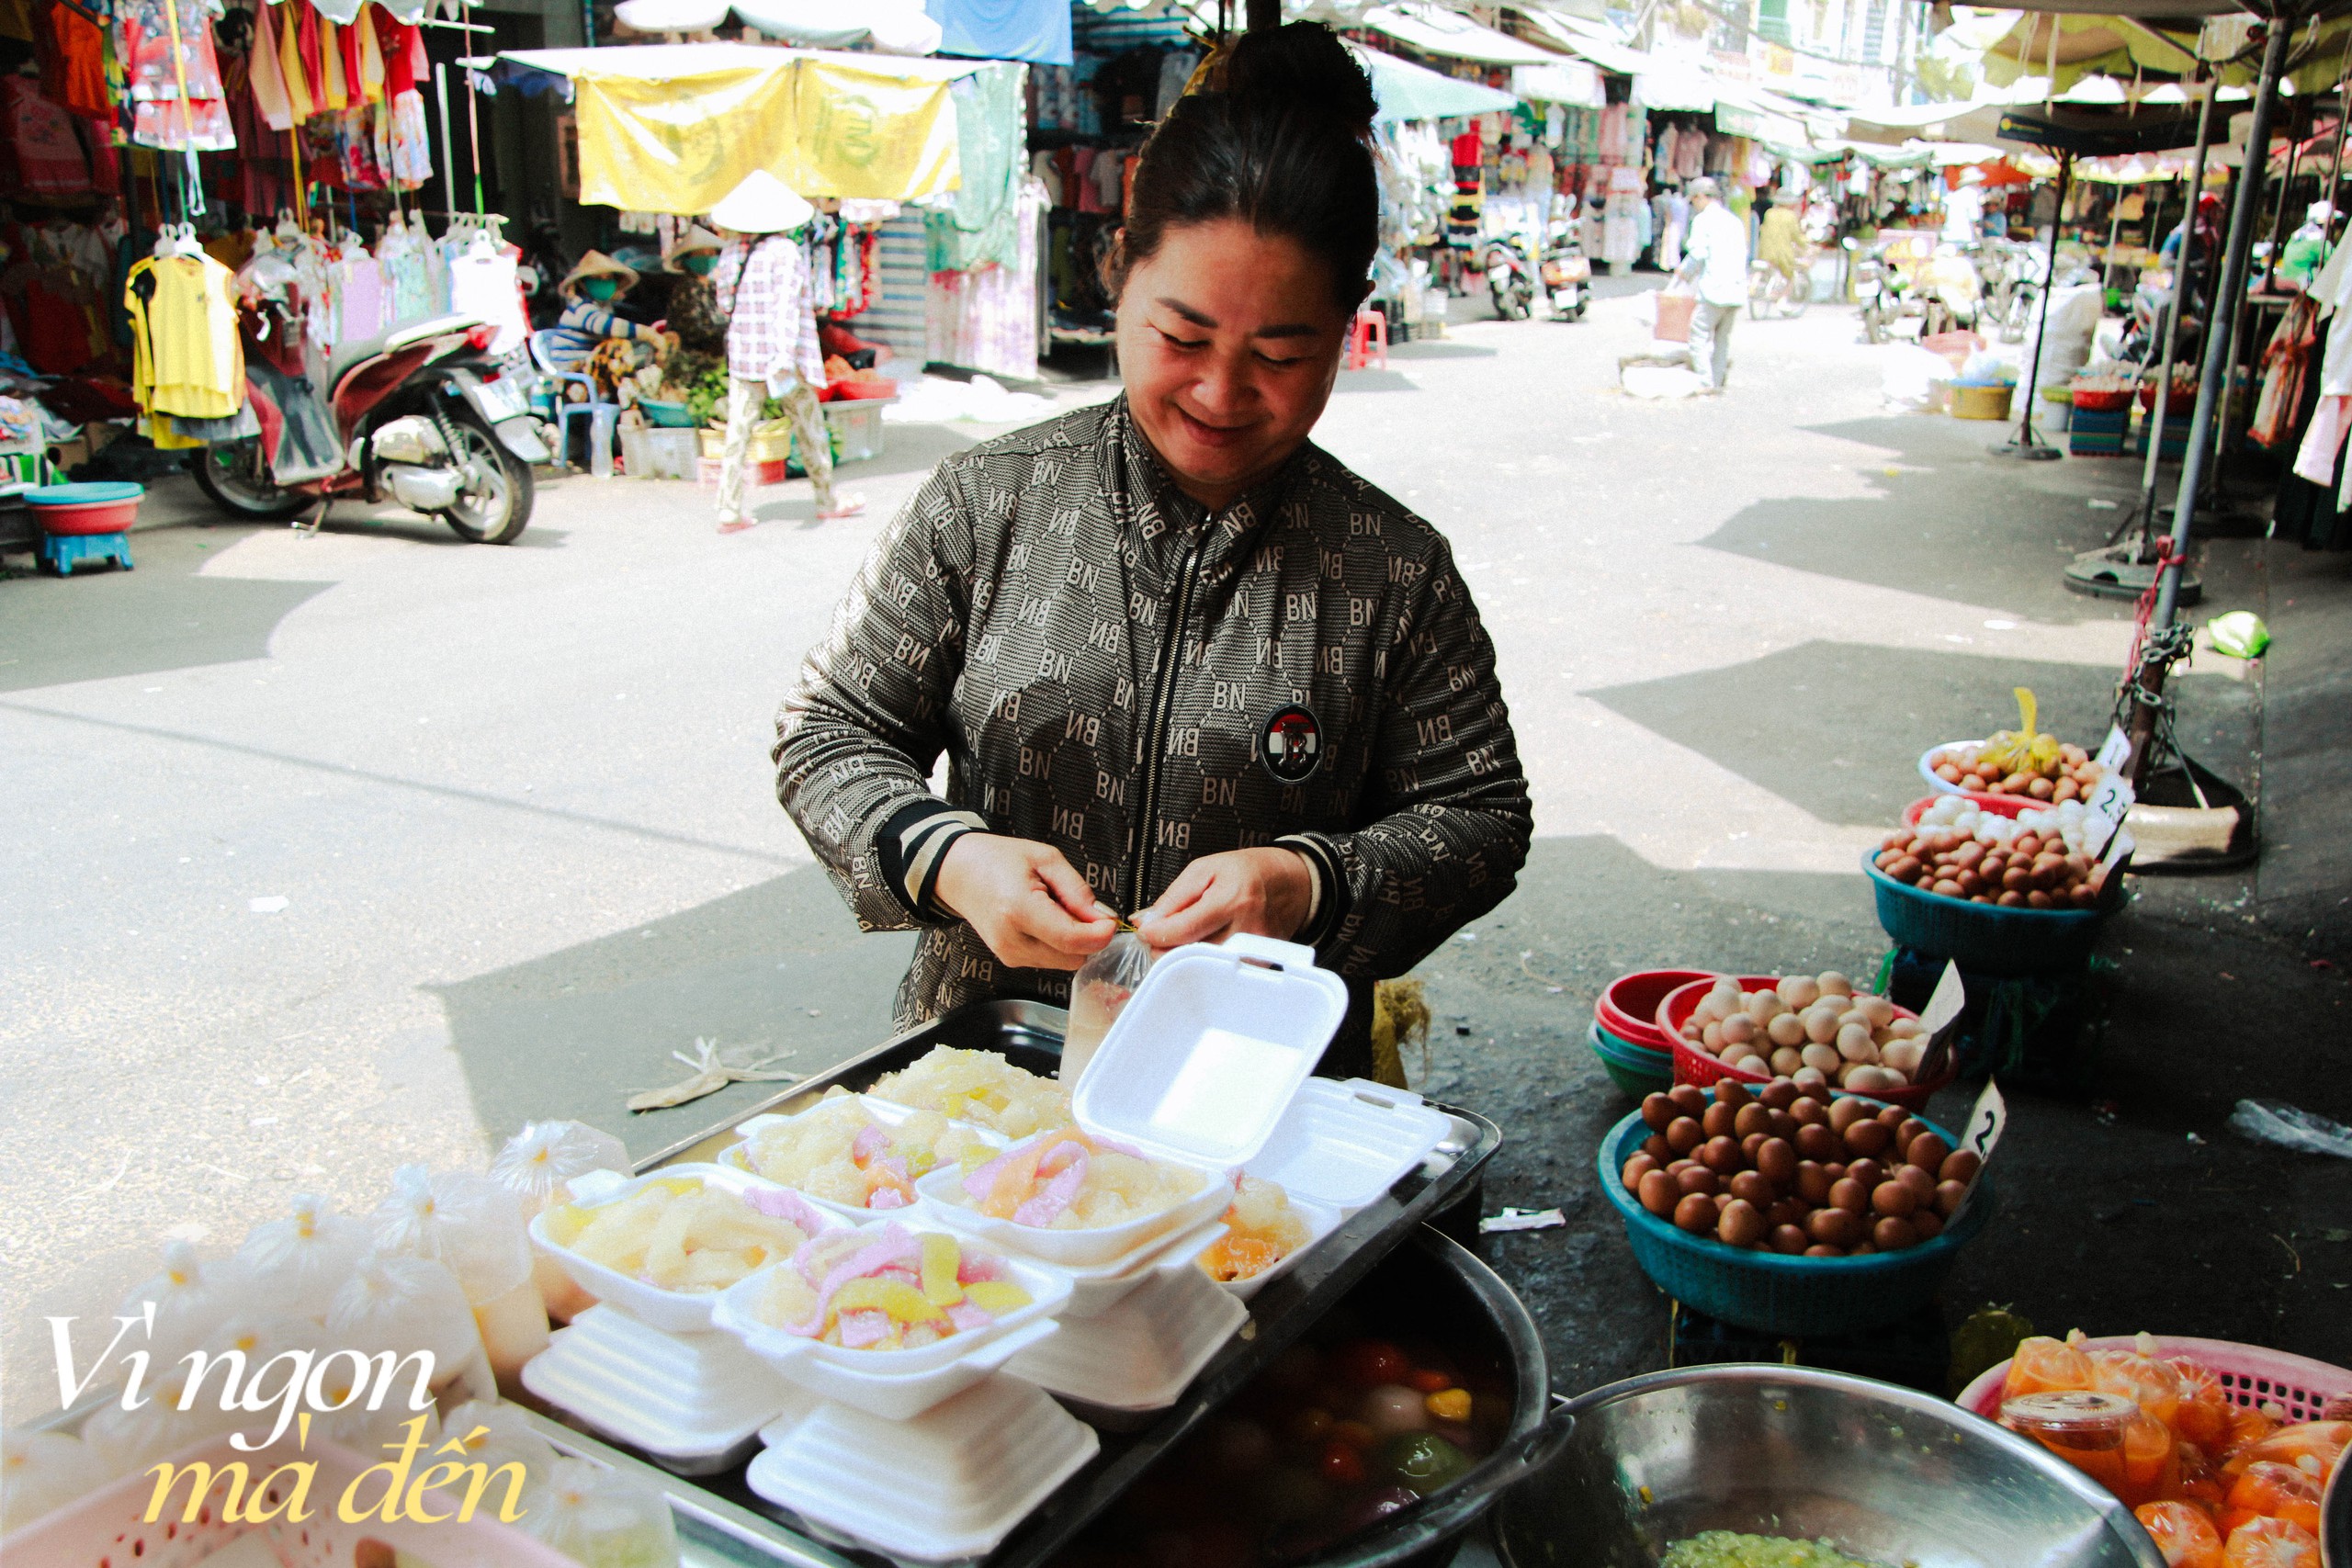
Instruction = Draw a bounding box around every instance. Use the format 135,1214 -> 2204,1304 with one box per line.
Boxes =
540,998 -> 1502,1567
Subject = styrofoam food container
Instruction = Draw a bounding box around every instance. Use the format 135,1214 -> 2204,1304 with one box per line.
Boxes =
746,1371 -> 1098,1562
1007,1258 -> 1250,1419
717,1093 -> 1011,1221
518,1303 -> 792,1473
527,1162 -> 844,1335
1201,1190 -> 1343,1302
1059,1213 -> 1229,1317
1243,1077 -> 1455,1215
913,1142 -> 1230,1269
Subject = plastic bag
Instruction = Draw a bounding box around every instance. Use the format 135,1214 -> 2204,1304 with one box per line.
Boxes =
520,1456 -> 682,1568
1063,932 -> 1155,1085
444,1397 -> 561,1482
1882,344 -> 1959,412
325,1251 -> 485,1391
2228,1100 -> 2352,1158
373,1165 -> 534,1304
1980,687 -> 2061,779
236,1192 -> 372,1321
115,1241 -> 254,1363
1,1428 -> 107,1533
491,1122 -> 632,1221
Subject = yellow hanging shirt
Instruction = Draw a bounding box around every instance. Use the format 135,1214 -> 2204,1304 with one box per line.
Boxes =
126,254 -> 246,420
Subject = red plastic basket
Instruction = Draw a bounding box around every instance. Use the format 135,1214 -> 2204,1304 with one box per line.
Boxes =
1958,1336 -> 2352,1427
1596,969 -> 1713,1054
1658,974 -> 1952,1111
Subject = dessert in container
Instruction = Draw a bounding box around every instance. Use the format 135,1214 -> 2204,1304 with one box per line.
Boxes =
518,1302 -> 794,1474
716,1092 -> 1010,1222
526,1163 -> 842,1335
1205,1189 -> 1343,1302
744,1372 -> 1099,1562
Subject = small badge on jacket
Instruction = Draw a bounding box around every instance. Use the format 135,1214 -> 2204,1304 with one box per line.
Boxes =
1258,704 -> 1323,783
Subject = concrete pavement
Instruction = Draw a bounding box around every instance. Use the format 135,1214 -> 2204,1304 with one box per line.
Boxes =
4,288 -> 2346,1420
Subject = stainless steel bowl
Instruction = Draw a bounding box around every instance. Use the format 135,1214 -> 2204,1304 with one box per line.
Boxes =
1496,1364 -> 2165,1568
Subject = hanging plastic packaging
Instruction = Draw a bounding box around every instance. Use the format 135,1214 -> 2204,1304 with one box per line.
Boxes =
0,1429 -> 108,1534
236,1191 -> 372,1320
492,1121 -> 632,1324
115,1240 -> 254,1363
519,1456 -> 683,1568
444,1396 -> 561,1485
324,1251 -> 486,1403
373,1165 -> 548,1383
1062,931 -> 1156,1087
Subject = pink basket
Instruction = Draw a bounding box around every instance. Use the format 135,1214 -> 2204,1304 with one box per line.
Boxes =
1958,1335 -> 2352,1426
0,1435 -> 578,1567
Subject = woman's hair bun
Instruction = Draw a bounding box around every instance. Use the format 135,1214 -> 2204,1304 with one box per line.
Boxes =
1222,22 -> 1377,136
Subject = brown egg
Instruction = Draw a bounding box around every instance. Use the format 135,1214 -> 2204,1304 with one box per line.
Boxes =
1642,1133 -> 1672,1163
1715,1078 -> 1753,1110
1666,1157 -> 1696,1175
1910,1209 -> 1944,1241
1828,1178 -> 1870,1215
1641,1093 -> 1677,1132
1894,1163 -> 1938,1199
1623,1154 -> 1658,1190
1872,1215 -> 1918,1251
1716,1199 -> 1765,1248
1700,1134 -> 1743,1174
1871,1179 -> 1918,1218
1638,1170 -> 1679,1216
1676,1166 -> 1720,1197
1755,1137 -> 1797,1186
1766,1109 -> 1798,1141
1739,1131 -> 1769,1164
1792,1160 -> 1832,1204
1940,1148 -> 1983,1185
1845,1158 -> 1886,1193
1876,1102 -> 1909,1127
1668,1083 -> 1708,1117
1934,1178 -> 1968,1216
1895,1117 -> 1929,1150
1906,1132 -> 1951,1171
1843,1119 -> 1894,1159
1727,1169 -> 1775,1207
1770,1224 -> 1810,1255
1666,1117 -> 1704,1156
1758,1078 -> 1799,1111
1702,1102 -> 1737,1140
1827,1098 -> 1868,1134
1822,1161 -> 1848,1183
1733,1102 -> 1772,1139
1789,1095 -> 1826,1126
1766,1197 -> 1807,1229
1794,1122 -> 1840,1162
1805,1207 -> 1860,1247
1803,1243 -> 1843,1258
1673,1193 -> 1717,1234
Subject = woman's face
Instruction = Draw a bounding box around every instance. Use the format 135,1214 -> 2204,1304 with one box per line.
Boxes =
1116,218 -> 1354,512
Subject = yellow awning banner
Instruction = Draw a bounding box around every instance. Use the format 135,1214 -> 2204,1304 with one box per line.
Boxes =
792,59 -> 961,199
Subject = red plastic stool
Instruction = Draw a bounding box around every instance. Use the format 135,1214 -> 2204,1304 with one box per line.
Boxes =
1346,308 -> 1389,370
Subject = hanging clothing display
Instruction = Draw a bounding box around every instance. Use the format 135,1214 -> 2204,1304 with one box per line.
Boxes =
116,0 -> 236,151
2252,296 -> 2318,450
926,62 -> 1025,275
927,179 -> 1044,381
126,250 -> 245,418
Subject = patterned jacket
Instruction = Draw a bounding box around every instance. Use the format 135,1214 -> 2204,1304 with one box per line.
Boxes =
775,397 -> 1530,1070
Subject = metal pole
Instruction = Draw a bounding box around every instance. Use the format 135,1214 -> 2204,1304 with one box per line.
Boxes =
1996,150 -> 2070,459
2128,71 -> 2217,539
463,0 -> 486,215
2135,13 -> 2296,774
435,62 -> 458,229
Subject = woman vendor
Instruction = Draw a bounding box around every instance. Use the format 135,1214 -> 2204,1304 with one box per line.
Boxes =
546,251 -> 671,371
773,25 -> 1531,1076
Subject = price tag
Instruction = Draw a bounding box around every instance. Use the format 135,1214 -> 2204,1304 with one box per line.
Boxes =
1946,1078 -> 2007,1228
2096,724 -> 2133,774
1914,960 -> 1967,1086
2081,773 -> 2136,857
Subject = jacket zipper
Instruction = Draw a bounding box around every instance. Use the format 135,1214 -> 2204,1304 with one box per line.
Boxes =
1129,527 -> 1206,912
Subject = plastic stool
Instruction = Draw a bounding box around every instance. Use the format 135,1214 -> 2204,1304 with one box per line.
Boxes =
39,531 -> 133,576
1346,308 -> 1388,371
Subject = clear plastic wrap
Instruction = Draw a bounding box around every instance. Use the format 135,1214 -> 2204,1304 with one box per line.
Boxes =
324,1251 -> 485,1394
235,1192 -> 373,1321
1062,933 -> 1156,1086
1,1428 -> 107,1533
519,1456 -> 682,1568
444,1397 -> 561,1483
114,1241 -> 254,1363
372,1165 -> 534,1303
491,1122 -> 633,1220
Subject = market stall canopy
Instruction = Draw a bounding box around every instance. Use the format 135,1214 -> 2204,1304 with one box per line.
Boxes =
1351,42 -> 1518,121
1981,12 -> 2201,94
473,44 -> 982,212
610,0 -> 945,52
1995,100 -> 2209,154
1360,2 -> 1563,66
1514,9 -> 1717,111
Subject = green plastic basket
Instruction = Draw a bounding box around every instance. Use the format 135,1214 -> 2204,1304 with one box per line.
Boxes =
639,400 -> 697,428
1588,1024 -> 1671,1099
1598,1104 -> 1995,1336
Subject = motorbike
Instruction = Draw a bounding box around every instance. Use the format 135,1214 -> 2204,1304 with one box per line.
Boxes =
1484,234 -> 1537,321
1846,238 -> 1889,344
1747,255 -> 1809,320
1539,226 -> 1590,321
192,311 -> 548,545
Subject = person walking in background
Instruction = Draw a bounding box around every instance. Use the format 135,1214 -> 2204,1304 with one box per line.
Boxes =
709,171 -> 865,532
1757,194 -> 1804,298
1678,176 -> 1748,393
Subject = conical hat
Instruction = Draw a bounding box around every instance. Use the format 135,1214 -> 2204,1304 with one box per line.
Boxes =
560,250 -> 639,295
709,170 -> 815,235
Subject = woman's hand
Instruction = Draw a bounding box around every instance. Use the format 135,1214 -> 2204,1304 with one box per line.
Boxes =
1134,849 -> 1314,951
934,834 -> 1119,972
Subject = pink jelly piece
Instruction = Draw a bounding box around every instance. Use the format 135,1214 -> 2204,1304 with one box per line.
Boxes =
839,1309 -> 890,1349
945,1300 -> 994,1333
962,1141 -> 1028,1202
851,1123 -> 893,1164
1012,1142 -> 1089,1226
777,1224 -> 923,1337
868,1188 -> 910,1211
742,1186 -> 831,1237
956,1252 -> 1006,1284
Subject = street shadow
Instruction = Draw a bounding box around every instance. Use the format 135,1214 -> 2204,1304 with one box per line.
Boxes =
1333,368 -> 1419,393
1697,414 -> 2144,624
428,860 -> 917,1161
1583,638 -> 2242,826
1389,341 -> 1500,361
0,524 -> 334,694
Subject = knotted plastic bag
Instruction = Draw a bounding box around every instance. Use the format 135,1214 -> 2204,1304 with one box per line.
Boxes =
325,1251 -> 485,1400
236,1191 -> 372,1321
520,1456 -> 681,1568
1062,931 -> 1156,1086
491,1122 -> 632,1325
444,1396 -> 560,1483
115,1240 -> 255,1363
1980,687 -> 2062,780
374,1166 -> 548,1383
1,1428 -> 107,1533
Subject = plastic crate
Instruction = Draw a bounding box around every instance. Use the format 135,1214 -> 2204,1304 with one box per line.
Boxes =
2136,413 -> 2193,458
2069,406 -> 2127,456
824,397 -> 888,463
1588,1023 -> 1671,1099
1958,1336 -> 2352,1426
1599,1107 -> 1995,1337
1658,975 -> 1952,1112
618,424 -> 698,479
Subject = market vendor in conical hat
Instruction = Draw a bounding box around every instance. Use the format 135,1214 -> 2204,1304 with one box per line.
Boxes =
707,170 -> 865,531
547,250 -> 673,373
662,223 -> 730,357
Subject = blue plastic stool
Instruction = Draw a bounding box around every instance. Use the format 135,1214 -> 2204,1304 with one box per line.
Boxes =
39,531 -> 134,576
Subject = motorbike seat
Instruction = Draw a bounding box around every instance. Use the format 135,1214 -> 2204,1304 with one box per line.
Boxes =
327,314 -> 483,394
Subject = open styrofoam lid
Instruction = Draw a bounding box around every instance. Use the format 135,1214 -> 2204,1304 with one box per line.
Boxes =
1243,1077 -> 1455,1213
1070,934 -> 1348,1170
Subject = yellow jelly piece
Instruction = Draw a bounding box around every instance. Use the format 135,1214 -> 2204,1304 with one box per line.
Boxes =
539,1203 -> 590,1247
920,1234 -> 965,1306
962,1280 -> 1033,1314
832,1277 -> 945,1326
